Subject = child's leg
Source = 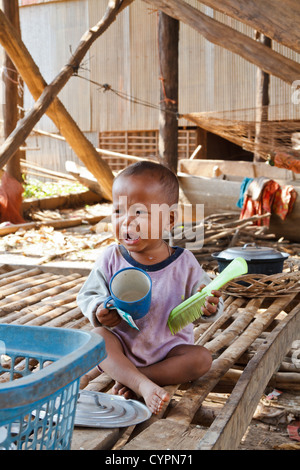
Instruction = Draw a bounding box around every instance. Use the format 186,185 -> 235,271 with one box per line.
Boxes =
95,327 -> 170,414
139,344 -> 212,386
112,344 -> 211,402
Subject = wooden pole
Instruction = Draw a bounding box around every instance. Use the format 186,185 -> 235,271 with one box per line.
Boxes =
0,1 -> 133,200
158,11 -> 179,174
254,33 -> 271,163
2,0 -> 24,183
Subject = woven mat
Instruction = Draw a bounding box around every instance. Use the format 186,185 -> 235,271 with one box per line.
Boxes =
223,270 -> 300,297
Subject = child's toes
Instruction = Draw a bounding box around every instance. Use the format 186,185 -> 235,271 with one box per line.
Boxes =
151,388 -> 170,414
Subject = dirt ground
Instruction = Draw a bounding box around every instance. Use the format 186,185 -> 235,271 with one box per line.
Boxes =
239,394 -> 300,450
194,390 -> 300,451
239,420 -> 300,450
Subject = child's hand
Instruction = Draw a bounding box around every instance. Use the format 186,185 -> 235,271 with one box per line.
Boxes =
95,303 -> 122,327
197,284 -> 222,317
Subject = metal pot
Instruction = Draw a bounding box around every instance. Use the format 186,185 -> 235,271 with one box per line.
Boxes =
212,243 -> 289,275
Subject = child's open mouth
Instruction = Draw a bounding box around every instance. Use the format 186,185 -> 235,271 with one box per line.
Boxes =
122,231 -> 140,244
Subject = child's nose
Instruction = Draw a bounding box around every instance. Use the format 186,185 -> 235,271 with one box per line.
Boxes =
123,213 -> 139,228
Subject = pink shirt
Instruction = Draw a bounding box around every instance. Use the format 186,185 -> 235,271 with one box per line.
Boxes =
77,243 -> 222,368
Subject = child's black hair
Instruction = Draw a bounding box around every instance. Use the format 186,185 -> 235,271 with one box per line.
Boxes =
113,161 -> 179,205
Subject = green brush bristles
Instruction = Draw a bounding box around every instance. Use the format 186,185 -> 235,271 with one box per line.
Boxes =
167,290 -> 207,335
167,257 -> 248,335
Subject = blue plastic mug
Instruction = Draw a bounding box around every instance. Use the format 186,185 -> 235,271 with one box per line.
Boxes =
104,267 -> 152,320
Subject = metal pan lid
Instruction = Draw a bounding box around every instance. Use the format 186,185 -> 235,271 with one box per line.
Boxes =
74,390 -> 152,428
212,243 -> 289,261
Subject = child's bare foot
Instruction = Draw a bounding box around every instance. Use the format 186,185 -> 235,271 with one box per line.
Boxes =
113,380 -> 169,414
139,382 -> 170,415
112,381 -> 137,400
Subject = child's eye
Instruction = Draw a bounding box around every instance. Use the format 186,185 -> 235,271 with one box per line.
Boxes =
135,209 -> 147,216
113,208 -> 124,216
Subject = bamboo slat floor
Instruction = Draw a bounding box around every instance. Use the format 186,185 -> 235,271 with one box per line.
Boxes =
0,263 -> 299,450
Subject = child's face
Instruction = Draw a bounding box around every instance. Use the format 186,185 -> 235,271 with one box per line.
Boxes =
112,174 -> 176,254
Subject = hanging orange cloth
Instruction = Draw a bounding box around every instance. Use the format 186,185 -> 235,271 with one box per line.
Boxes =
240,179 -> 280,226
273,152 -> 300,173
239,178 -> 297,226
0,171 -> 25,224
272,185 -> 297,220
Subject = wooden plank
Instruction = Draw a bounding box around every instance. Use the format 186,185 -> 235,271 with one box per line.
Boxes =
123,419 -> 206,450
0,264 -> 16,275
71,427 -> 120,451
178,159 -> 294,181
22,190 -> 103,213
0,273 -> 82,316
145,0 -> 300,85
0,267 -> 41,285
197,302 -> 300,449
204,297 -> 263,354
0,263 -> 91,277
21,158 -> 77,182
37,306 -> 83,328
198,0 -> 300,54
13,302 -> 78,327
0,272 -> 57,300
178,173 -> 241,215
195,296 -> 247,346
0,214 -> 108,237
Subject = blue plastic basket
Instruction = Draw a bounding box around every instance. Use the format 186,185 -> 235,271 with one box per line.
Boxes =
0,324 -> 106,450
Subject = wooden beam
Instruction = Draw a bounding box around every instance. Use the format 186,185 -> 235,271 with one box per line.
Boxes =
0,1 -> 133,200
2,0 -> 24,183
254,33 -> 271,163
145,0 -> 300,85
158,12 -> 179,174
0,214 -> 108,237
197,0 -> 300,54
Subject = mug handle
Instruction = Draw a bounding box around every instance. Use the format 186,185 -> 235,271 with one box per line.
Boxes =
104,296 -> 115,310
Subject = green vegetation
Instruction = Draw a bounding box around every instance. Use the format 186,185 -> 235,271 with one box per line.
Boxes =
22,178 -> 87,199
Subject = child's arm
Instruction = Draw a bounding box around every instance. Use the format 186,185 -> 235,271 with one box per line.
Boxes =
77,267 -> 120,328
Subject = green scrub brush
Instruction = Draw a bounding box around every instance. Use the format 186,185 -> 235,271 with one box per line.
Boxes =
167,257 -> 248,335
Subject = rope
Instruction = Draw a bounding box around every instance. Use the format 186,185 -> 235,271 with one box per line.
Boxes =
75,73 -> 179,117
